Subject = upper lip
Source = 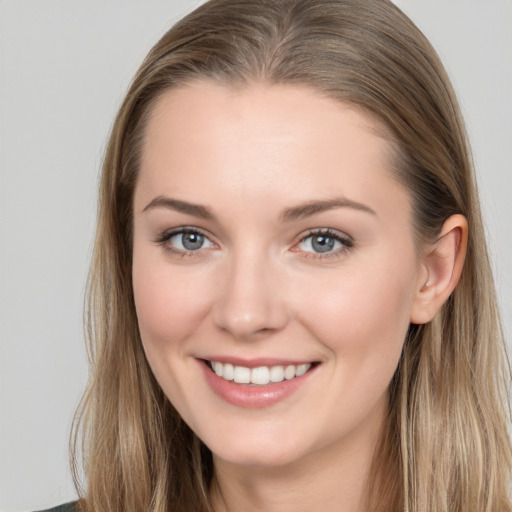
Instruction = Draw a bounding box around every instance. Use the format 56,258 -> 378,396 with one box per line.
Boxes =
199,356 -> 316,368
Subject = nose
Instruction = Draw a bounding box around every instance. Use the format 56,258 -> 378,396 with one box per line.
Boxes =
212,248 -> 289,340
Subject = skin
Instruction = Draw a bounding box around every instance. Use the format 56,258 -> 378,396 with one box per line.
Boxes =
132,82 -> 467,512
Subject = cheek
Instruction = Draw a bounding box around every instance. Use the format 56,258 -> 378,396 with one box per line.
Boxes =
287,260 -> 417,437
293,258 -> 417,366
132,253 -> 215,350
132,254 -> 218,418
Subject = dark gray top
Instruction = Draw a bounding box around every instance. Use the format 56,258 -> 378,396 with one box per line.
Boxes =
35,502 -> 77,512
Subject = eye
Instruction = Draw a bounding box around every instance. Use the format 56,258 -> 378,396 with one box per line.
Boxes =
155,227 -> 215,255
170,230 -> 213,251
296,229 -> 352,256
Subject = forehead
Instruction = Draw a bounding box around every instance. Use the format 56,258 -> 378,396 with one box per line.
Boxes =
136,82 -> 409,223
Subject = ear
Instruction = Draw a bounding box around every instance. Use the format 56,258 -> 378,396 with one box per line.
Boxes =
410,214 -> 468,325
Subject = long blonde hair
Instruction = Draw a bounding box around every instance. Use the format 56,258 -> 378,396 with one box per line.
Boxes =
71,1 -> 512,510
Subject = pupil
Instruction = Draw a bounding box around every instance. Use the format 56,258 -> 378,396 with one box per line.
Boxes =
182,232 -> 203,250
312,235 -> 334,253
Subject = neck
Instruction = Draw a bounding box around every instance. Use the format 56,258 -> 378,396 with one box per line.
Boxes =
209,407 -> 387,512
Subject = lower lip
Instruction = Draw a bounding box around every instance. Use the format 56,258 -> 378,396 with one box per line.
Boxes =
200,361 -> 316,409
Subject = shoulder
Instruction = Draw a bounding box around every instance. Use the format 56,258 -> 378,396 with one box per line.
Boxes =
34,502 -> 78,512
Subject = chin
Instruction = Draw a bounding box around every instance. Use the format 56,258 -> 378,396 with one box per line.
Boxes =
212,447 -> 305,469
204,428 -> 313,469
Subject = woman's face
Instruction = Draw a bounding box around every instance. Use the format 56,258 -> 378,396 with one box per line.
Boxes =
132,83 -> 426,468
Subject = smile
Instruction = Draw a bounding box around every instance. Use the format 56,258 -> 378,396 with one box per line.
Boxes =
201,358 -> 319,408
208,360 -> 312,385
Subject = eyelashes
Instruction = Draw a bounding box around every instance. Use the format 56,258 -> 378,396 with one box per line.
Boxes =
154,226 -> 354,260
294,228 -> 353,259
154,227 -> 215,258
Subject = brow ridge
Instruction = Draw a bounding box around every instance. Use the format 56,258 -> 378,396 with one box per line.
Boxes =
280,198 -> 376,221
142,196 -> 214,219
142,195 -> 375,222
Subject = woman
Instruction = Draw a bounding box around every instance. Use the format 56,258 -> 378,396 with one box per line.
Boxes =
45,0 -> 511,510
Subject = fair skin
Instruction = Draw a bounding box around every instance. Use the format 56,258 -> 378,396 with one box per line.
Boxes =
132,82 -> 467,512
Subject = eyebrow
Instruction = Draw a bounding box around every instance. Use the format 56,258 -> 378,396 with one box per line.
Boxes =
280,197 -> 376,221
142,196 -> 214,219
142,195 -> 376,221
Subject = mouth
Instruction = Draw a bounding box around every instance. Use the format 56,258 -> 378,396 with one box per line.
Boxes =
204,359 -> 317,386
200,358 -> 319,408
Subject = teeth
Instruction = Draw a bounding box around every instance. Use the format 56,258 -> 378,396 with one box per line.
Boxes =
209,361 -> 312,385
213,361 -> 223,376
233,366 -> 251,383
223,363 -> 234,380
270,365 -> 285,383
296,364 -> 309,377
284,365 -> 296,380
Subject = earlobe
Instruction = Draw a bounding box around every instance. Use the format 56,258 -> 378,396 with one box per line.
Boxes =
410,214 -> 468,325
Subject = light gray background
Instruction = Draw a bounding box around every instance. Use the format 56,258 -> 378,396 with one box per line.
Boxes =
0,1 -> 510,511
